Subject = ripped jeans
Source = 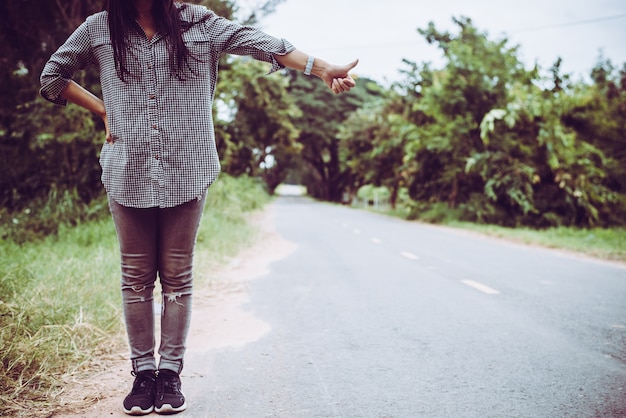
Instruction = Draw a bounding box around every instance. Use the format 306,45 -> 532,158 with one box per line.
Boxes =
108,193 -> 206,374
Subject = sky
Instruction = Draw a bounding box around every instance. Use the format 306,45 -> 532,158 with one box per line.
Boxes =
258,0 -> 626,85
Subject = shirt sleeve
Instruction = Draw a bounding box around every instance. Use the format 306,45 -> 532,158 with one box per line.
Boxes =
40,20 -> 95,106
203,12 -> 296,73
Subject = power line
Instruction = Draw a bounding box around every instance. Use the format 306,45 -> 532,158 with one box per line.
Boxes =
309,13 -> 626,52
510,13 -> 626,34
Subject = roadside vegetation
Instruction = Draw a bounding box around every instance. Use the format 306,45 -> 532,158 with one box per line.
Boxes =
1,0 -> 625,415
3,3 -> 624,232
445,222 -> 626,262
355,185 -> 626,263
0,175 -> 269,417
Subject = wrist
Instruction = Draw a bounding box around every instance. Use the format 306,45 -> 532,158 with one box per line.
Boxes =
304,56 -> 314,76
308,58 -> 327,79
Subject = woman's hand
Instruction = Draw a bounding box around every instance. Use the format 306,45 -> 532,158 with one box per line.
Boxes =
102,113 -> 113,144
321,59 -> 359,94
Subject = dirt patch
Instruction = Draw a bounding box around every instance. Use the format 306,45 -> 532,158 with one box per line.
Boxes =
51,204 -> 295,417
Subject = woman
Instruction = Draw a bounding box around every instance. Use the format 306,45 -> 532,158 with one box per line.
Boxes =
40,0 -> 357,415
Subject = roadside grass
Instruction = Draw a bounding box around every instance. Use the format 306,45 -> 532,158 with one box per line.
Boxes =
446,221 -> 626,263
0,174 -> 270,417
362,204 -> 626,263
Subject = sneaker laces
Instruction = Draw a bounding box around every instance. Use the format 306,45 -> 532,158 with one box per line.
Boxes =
130,370 -> 156,395
157,370 -> 182,396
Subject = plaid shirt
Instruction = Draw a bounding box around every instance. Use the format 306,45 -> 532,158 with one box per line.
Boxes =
40,4 -> 295,208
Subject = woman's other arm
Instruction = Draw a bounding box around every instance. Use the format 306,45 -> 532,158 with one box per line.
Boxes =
60,81 -> 112,143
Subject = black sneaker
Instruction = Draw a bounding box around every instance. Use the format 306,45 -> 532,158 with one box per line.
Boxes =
123,370 -> 156,415
155,369 -> 187,414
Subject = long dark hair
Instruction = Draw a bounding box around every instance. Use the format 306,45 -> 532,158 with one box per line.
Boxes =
105,0 -> 204,81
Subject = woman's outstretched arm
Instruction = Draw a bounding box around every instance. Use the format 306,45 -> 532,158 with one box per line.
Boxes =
275,49 -> 358,94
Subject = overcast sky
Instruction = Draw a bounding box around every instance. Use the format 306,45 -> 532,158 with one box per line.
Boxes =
259,0 -> 626,85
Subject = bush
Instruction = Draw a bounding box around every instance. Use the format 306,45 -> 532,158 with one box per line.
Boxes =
0,188 -> 109,244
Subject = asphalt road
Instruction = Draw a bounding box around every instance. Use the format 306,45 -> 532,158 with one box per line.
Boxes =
184,197 -> 626,418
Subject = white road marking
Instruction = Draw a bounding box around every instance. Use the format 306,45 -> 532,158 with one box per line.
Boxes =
461,280 -> 500,295
401,251 -> 419,260
371,238 -> 382,244
353,229 -> 361,234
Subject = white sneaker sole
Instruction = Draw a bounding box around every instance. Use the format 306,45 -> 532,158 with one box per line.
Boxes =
123,405 -> 154,415
155,401 -> 187,414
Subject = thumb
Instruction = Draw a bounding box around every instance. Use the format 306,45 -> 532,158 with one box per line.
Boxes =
339,59 -> 359,76
346,58 -> 359,72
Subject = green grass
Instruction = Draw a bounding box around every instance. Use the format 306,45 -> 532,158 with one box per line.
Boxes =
0,174 -> 270,417
446,221 -> 626,262
0,219 -> 124,417
365,203 -> 626,263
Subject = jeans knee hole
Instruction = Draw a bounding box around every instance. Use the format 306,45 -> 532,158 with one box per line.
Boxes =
164,292 -> 184,306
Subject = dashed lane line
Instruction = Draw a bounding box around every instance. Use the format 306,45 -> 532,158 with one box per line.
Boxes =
461,279 -> 500,295
401,251 -> 420,260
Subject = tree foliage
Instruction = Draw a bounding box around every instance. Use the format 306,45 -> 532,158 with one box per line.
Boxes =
285,71 -> 383,201
2,4 -> 626,239
339,90 -> 414,208
216,58 -> 301,192
0,0 -> 105,211
337,17 -> 626,227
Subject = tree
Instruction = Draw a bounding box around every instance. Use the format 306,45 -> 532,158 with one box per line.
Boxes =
565,58 -> 626,195
0,0 -> 104,210
286,71 -> 382,201
339,89 -> 414,208
216,58 -> 301,193
401,18 -> 534,213
375,16 -> 626,227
